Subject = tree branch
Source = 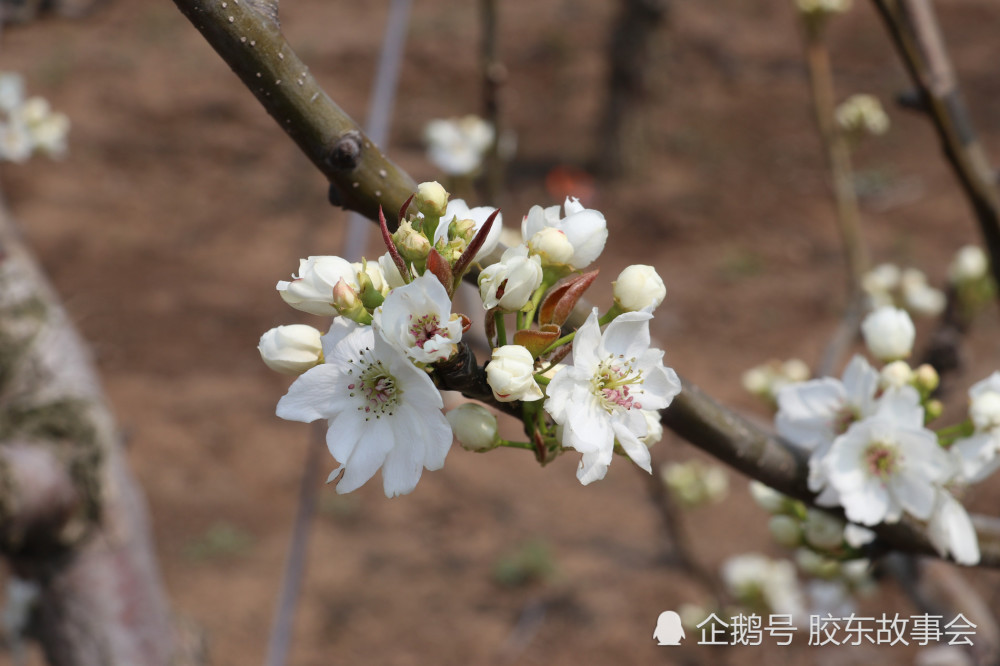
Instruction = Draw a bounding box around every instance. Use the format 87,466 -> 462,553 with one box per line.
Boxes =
870,0 -> 1000,293
173,0 -> 1000,567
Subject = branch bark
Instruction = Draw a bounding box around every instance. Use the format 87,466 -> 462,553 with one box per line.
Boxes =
172,0 -> 1000,568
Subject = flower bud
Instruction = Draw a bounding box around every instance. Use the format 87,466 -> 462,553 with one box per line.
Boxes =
861,306 -> 915,361
414,181 -> 449,218
449,217 -> 479,245
613,264 -> 667,313
949,245 -> 988,284
924,399 -> 943,423
914,363 -> 939,394
782,359 -> 810,383
392,220 -> 432,264
486,345 -> 543,402
970,391 -> 1000,433
879,360 -> 913,391
332,279 -> 371,324
258,324 -> 323,375
768,515 -> 802,549
742,366 -> 771,397
527,227 -> 574,266
446,404 -> 500,451
479,245 -> 543,311
749,481 -> 787,514
803,509 -> 845,550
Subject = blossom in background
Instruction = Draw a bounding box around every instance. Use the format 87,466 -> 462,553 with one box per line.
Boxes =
424,115 -> 494,176
0,74 -> 69,162
257,324 -> 323,375
795,0 -> 851,15
522,197 -> 608,270
478,245 -> 543,311
373,272 -> 463,364
486,345 -> 543,403
276,319 -> 451,498
835,94 -> 889,136
950,372 -> 1000,482
661,460 -> 728,507
743,358 -> 811,402
613,264 -> 666,313
545,309 -> 681,484
927,490 -> 980,566
861,306 -> 915,361
900,268 -> 945,317
722,553 -> 806,618
949,245 -> 988,284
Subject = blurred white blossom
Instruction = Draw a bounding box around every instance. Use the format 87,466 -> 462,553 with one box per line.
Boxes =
424,115 -> 494,176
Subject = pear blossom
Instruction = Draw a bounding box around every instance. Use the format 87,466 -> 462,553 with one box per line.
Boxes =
613,264 -> 666,313
276,319 -> 451,497
950,372 -> 1000,482
900,268 -> 945,316
278,256 -> 386,316
835,94 -> 889,136
818,391 -> 949,525
424,115 -> 494,176
927,490 -> 980,565
478,245 -> 543,311
434,198 -> 502,262
522,197 -> 608,269
544,309 -> 681,484
257,324 -> 323,375
446,404 -> 499,451
485,345 -> 543,402
949,245 -> 988,284
861,306 -> 915,361
373,272 -> 463,364
861,262 -> 900,308
721,554 -> 806,618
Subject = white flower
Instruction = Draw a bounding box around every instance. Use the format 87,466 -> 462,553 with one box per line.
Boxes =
861,306 -> 915,361
949,245 -> 988,284
776,355 -> 880,452
544,309 -> 681,484
258,324 -> 323,375
276,319 -> 451,497
843,523 -> 876,548
835,94 -> 889,136
819,391 -> 950,525
277,256 -> 358,316
478,245 -> 543,311
0,121 -> 32,163
446,404 -> 499,451
373,272 -> 462,364
424,115 -> 494,176
927,490 -> 980,565
434,198 -> 502,262
722,554 -> 805,618
485,345 -> 543,403
950,372 -> 1000,482
796,0 -> 851,15
641,409 -> 664,446
521,197 -> 608,269
613,264 -> 666,313
0,73 -> 24,113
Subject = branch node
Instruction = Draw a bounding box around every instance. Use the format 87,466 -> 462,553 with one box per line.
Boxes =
326,131 -> 363,171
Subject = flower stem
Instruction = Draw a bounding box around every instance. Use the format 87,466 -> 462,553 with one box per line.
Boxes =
495,311 -> 507,346
497,439 -> 535,450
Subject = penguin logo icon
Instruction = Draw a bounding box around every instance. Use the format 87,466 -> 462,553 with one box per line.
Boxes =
653,610 -> 685,645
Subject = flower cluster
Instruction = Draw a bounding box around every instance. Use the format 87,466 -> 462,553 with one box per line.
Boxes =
742,358 -> 811,403
0,73 -> 69,163
773,307 -> 982,565
835,94 -> 889,137
861,262 -> 946,317
424,115 -> 495,177
260,183 -> 681,496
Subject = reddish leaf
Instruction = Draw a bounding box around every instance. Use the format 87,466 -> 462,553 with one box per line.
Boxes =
513,325 -> 561,358
426,248 -> 454,297
452,208 -> 500,284
398,193 -> 415,228
380,206 -> 410,282
538,269 -> 599,327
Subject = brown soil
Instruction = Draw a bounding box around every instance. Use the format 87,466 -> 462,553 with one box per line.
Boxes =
2,0 -> 1000,664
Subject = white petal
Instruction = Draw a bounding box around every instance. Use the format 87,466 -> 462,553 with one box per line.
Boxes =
561,209 -> 608,268
601,311 -> 652,359
890,469 -> 936,520
276,364 -> 347,423
613,420 -> 652,473
380,421 -> 426,497
326,410 -> 365,463
840,481 -> 890,526
928,491 -> 980,565
336,417 -> 395,494
576,449 -> 610,485
571,309 -> 603,371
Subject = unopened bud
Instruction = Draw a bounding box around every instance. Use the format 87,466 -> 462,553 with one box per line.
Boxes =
861,306 -> 915,361
925,399 -> 943,423
527,227 -> 574,266
879,360 -> 914,391
446,404 -> 500,451
332,279 -> 371,324
414,181 -> 449,218
768,515 -> 802,549
803,509 -> 845,550
613,264 -> 667,313
392,220 -> 432,264
258,324 -> 323,375
449,217 -> 479,245
914,364 -> 940,394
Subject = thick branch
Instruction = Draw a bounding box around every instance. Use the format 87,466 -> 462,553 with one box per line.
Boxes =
175,0 -> 1000,567
871,0 -> 1000,292
171,0 -> 416,227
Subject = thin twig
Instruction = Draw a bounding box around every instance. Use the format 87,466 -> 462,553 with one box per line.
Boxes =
870,0 -> 1000,294
479,0 -> 504,203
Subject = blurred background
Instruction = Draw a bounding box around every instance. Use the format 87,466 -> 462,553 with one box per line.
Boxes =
1,0 -> 999,663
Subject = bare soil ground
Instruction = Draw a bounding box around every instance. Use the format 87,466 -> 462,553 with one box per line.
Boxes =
2,0 -> 1000,664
